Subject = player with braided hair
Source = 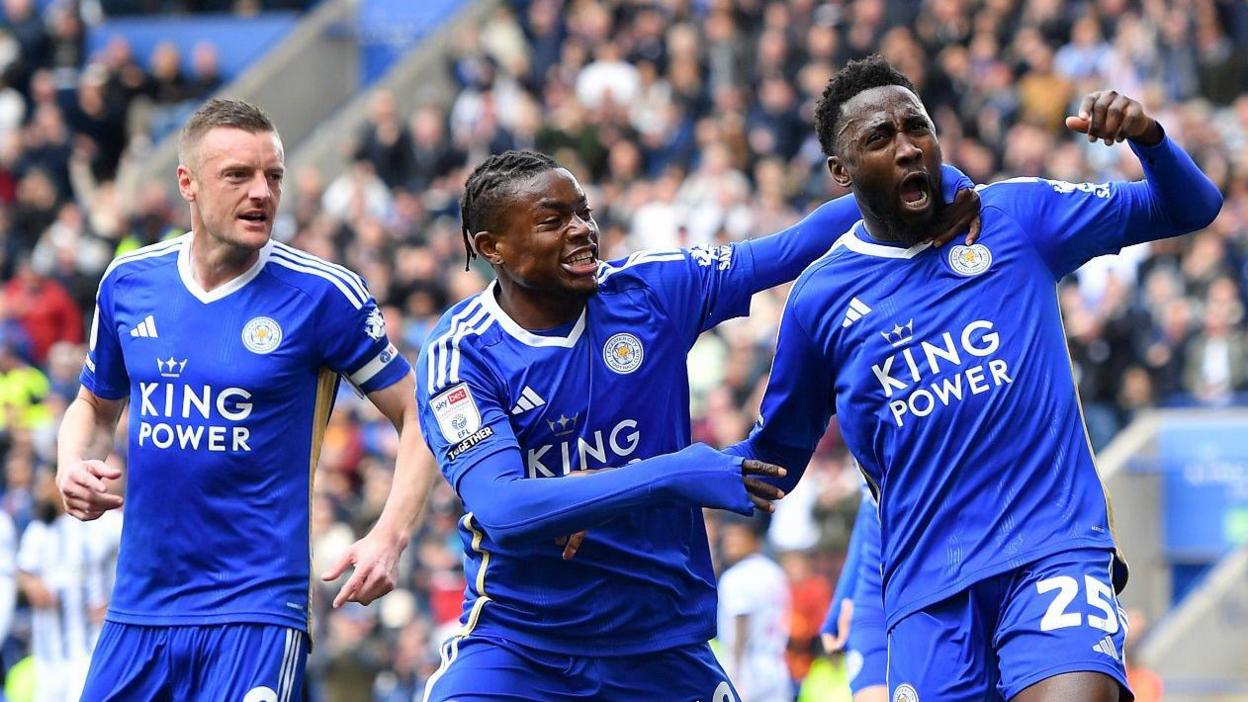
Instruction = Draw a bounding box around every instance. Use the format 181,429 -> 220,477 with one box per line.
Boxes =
415,150 -> 980,701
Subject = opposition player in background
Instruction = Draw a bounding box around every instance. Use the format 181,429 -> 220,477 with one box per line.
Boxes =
18,470 -> 121,702
730,56 -> 1222,701
821,488 -> 886,702
716,511 -> 791,702
415,150 -> 979,701
55,98 -> 434,700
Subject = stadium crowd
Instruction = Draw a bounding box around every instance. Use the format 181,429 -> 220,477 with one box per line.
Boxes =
0,0 -> 1244,699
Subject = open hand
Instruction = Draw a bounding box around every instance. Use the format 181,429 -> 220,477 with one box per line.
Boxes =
57,460 -> 124,521
929,187 -> 982,248
1065,90 -> 1162,147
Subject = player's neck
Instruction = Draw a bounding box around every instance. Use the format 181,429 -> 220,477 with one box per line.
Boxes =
189,230 -> 262,292
493,281 -> 585,330
860,212 -> 926,247
859,213 -> 903,245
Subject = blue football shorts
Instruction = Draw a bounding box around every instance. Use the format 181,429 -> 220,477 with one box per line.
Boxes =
422,632 -> 741,701
81,621 -> 306,702
887,547 -> 1131,701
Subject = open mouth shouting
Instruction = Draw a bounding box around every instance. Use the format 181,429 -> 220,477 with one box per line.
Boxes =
898,171 -> 932,215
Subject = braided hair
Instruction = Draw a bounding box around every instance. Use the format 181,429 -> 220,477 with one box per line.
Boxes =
459,150 -> 559,270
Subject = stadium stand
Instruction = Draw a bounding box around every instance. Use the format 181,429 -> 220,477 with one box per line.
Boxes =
0,0 -> 1245,699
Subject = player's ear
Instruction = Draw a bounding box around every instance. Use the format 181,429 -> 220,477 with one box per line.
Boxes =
828,156 -> 852,189
474,231 -> 504,266
176,164 -> 196,203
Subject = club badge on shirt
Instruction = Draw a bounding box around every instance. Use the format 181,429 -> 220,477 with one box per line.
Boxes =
947,244 -> 992,276
603,333 -> 644,374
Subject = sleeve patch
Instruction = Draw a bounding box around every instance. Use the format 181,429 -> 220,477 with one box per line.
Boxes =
365,307 -> 387,340
430,382 -> 482,441
689,244 -> 734,270
1045,179 -> 1110,199
448,426 -> 495,460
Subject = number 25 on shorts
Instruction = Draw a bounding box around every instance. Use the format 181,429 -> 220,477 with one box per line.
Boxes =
1035,575 -> 1119,633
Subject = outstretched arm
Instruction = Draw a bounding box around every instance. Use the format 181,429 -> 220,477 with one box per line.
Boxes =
456,443 -> 784,548
742,163 -> 981,293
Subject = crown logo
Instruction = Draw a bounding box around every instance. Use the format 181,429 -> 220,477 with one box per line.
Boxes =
157,357 -> 188,378
880,320 -> 914,348
546,413 -> 579,437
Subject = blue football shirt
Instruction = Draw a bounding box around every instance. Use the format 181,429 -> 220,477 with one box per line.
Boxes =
743,135 -> 1220,630
416,246 -> 765,656
80,235 -> 410,632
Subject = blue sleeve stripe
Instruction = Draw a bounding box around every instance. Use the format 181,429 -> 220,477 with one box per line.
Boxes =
269,254 -> 365,309
273,243 -> 370,299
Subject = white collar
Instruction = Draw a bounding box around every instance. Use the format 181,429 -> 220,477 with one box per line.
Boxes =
835,221 -> 931,259
480,280 -> 587,348
177,233 -> 273,303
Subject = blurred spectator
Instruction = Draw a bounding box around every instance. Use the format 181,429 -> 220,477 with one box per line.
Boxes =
186,42 -> 223,100
17,470 -> 121,702
3,258 -> 82,365
716,512 -> 792,702
356,91 -> 416,190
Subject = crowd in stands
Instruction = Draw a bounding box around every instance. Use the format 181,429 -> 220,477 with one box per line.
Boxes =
0,0 -> 1245,699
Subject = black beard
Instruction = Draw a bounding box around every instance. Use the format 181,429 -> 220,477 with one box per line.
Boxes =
860,190 -> 945,247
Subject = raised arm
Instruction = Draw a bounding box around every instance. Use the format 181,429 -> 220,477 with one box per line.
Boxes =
1011,90 -> 1223,279
742,163 -> 980,292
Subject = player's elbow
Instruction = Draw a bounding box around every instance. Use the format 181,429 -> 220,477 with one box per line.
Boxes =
1190,188 -> 1223,230
1171,181 -> 1223,232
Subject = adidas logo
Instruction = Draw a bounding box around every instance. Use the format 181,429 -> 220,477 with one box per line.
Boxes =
841,297 -> 871,328
130,315 -> 159,338
1092,636 -> 1120,662
511,386 -> 546,415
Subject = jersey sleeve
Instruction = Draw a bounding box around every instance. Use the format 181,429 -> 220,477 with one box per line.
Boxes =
988,132 -> 1221,279
416,338 -> 520,491
316,285 -> 410,395
613,245 -> 758,343
79,274 -> 128,400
